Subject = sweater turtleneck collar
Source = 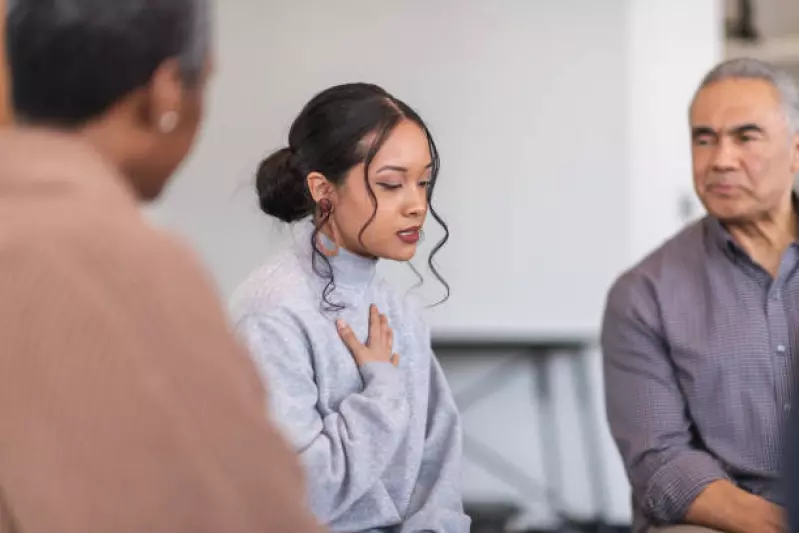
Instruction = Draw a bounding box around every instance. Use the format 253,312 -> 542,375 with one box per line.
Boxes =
294,219 -> 378,290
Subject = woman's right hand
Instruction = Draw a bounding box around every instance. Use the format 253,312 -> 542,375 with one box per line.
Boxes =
337,304 -> 400,367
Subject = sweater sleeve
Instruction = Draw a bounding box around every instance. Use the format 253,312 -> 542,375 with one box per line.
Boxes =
236,311 -> 411,523
400,356 -> 470,533
399,318 -> 470,533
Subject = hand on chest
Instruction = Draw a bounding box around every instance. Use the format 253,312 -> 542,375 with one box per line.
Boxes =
309,304 -> 427,404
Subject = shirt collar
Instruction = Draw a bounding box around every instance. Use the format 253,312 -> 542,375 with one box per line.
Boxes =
706,191 -> 799,258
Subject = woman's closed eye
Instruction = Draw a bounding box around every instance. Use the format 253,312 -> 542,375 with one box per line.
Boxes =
377,177 -> 433,191
376,178 -> 431,191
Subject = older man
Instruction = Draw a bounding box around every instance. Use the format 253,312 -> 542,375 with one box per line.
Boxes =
602,57 -> 799,533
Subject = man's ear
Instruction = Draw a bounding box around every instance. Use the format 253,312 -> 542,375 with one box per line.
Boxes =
307,171 -> 336,204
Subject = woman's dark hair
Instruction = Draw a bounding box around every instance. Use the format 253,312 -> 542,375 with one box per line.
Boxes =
7,0 -> 210,126
256,83 -> 449,311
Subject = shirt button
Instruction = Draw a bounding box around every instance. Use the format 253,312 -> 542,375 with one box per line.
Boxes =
777,344 -> 787,354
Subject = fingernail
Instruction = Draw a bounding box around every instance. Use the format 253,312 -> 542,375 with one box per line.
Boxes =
336,319 -> 346,329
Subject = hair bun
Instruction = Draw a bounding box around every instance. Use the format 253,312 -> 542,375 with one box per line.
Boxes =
255,147 -> 314,223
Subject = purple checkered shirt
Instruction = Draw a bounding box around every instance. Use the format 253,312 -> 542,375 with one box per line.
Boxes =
601,215 -> 797,533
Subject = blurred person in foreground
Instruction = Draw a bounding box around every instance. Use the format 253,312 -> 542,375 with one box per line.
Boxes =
0,1 -> 322,532
602,57 -> 799,533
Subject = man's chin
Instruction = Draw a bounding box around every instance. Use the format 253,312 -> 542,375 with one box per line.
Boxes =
702,197 -> 752,222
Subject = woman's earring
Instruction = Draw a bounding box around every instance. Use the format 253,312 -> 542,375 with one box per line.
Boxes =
158,111 -> 179,134
319,198 -> 333,216
316,199 -> 340,257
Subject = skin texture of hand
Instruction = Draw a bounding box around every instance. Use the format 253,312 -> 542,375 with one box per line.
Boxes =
685,480 -> 784,533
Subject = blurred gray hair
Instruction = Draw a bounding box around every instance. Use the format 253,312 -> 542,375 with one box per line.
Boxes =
6,0 -> 212,125
180,0 -> 212,82
7,0 -> 211,83
693,57 -> 799,134
8,0 -> 211,78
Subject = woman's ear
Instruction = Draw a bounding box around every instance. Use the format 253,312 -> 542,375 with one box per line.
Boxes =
307,171 -> 336,204
144,58 -> 184,134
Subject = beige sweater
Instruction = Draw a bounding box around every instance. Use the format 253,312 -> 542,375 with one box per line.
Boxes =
0,129 -> 322,533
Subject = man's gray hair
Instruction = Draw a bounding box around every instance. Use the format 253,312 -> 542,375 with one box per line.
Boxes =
694,57 -> 799,133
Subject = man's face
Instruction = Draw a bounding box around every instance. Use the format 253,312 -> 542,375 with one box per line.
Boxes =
690,77 -> 799,223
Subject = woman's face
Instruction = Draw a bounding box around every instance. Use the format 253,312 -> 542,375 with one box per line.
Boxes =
329,119 -> 433,262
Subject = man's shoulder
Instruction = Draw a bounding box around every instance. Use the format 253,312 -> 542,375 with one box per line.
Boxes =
607,218 -> 709,310
638,217 -> 708,270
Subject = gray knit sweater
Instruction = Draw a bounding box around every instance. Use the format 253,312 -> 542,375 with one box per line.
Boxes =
230,222 -> 470,533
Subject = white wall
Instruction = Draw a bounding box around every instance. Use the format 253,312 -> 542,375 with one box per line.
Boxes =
150,0 -> 722,528
626,1 -> 723,262
151,0 -> 633,341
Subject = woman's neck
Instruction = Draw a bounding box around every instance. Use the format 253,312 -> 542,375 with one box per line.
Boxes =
311,221 -> 378,289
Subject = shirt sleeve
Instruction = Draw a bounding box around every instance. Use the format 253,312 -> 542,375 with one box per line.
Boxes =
399,354 -> 471,533
235,311 -> 411,523
601,271 -> 729,524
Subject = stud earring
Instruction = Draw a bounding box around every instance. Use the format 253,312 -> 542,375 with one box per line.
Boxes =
158,111 -> 179,134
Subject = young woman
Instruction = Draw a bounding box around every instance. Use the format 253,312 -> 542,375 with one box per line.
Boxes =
231,83 -> 470,533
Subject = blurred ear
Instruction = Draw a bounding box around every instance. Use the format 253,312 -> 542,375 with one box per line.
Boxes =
0,0 -> 11,126
306,171 -> 337,204
143,58 -> 184,133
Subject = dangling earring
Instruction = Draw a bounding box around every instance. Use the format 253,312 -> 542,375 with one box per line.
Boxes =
158,111 -> 179,134
316,198 -> 340,257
